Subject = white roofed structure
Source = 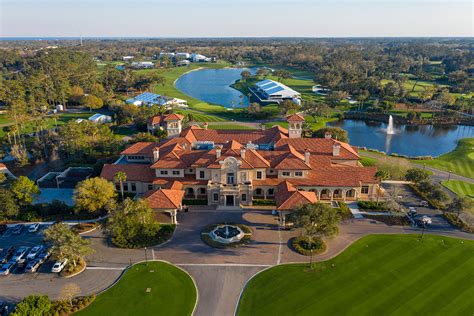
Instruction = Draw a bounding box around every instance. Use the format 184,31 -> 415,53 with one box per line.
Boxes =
251,79 -> 301,104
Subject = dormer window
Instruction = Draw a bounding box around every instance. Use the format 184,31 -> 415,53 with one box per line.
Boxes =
282,171 -> 290,177
295,171 -> 303,177
256,171 -> 263,179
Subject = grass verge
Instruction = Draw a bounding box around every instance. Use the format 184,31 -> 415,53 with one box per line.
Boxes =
237,234 -> 474,316
76,261 -> 197,316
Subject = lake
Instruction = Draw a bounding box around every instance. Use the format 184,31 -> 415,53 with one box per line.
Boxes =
328,119 -> 474,157
175,67 -> 256,108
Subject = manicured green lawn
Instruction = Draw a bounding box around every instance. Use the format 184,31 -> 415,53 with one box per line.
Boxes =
77,261 -> 197,316
264,116 -> 337,131
208,124 -> 256,130
414,138 -> 474,179
360,155 -> 378,166
442,180 -> 474,200
238,234 -> 474,316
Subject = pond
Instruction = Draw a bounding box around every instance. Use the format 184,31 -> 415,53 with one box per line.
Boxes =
328,119 -> 474,157
175,67 -> 256,108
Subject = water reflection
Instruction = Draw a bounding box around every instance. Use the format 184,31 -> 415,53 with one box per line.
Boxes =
329,119 -> 474,156
175,67 -> 257,108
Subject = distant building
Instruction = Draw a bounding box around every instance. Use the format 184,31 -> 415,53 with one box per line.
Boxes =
159,52 -> 176,59
126,92 -> 188,108
147,113 -> 185,138
122,56 -> 134,61
251,79 -> 301,105
88,114 -> 112,124
131,61 -> 154,69
191,53 -> 211,62
175,52 -> 190,59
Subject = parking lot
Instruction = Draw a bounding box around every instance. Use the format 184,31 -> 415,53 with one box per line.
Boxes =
0,224 -> 57,279
382,183 -> 453,230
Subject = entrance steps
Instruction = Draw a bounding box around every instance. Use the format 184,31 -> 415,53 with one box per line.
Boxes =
216,205 -> 243,211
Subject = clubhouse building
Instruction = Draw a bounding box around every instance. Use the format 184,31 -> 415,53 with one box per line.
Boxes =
101,114 -> 380,223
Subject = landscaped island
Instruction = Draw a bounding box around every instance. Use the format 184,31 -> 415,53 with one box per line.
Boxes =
237,235 -> 474,316
76,262 -> 197,316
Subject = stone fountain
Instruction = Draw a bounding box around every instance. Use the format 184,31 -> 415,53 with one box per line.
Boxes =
209,224 -> 245,244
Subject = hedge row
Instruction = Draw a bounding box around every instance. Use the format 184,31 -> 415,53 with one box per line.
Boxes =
182,199 -> 208,205
252,199 -> 276,206
409,184 -> 446,210
357,201 -> 388,211
443,212 -> 474,233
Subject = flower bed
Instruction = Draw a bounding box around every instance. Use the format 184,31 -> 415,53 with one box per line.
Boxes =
252,199 -> 276,206
357,201 -> 389,211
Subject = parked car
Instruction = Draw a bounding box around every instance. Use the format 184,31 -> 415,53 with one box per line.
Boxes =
0,262 -> 15,276
25,259 -> 42,273
408,207 -> 417,217
0,247 -> 14,264
11,224 -> 23,235
37,248 -> 52,263
419,200 -> 429,207
28,223 -> 40,233
27,245 -> 43,260
11,247 -> 29,262
51,258 -> 68,273
0,302 -> 9,316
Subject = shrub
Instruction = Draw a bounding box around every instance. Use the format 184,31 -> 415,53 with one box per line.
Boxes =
336,202 -> 353,220
182,199 -> 208,205
252,199 -> 276,206
357,201 -> 388,211
111,223 -> 175,249
291,236 -> 326,256
409,184 -> 447,210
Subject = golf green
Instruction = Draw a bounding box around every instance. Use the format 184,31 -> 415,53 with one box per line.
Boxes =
77,261 -> 197,316
237,234 -> 474,316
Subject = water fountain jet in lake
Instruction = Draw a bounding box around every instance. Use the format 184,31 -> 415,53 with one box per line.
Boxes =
386,115 -> 395,135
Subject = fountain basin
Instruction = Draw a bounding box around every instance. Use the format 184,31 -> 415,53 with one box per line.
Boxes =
209,225 -> 245,244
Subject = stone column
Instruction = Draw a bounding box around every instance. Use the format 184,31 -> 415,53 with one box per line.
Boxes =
330,190 -> 334,201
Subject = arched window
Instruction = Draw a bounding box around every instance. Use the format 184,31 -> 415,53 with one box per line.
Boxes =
199,187 -> 206,195
255,188 -> 263,195
346,189 -> 355,198
333,189 -> 342,198
186,187 -> 194,197
267,188 -> 274,196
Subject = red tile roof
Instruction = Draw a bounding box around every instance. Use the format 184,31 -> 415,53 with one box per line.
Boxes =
121,142 -> 160,156
275,181 -> 317,211
0,163 -> 6,169
163,113 -> 184,121
143,188 -> 184,210
100,164 -> 156,182
286,114 -> 305,122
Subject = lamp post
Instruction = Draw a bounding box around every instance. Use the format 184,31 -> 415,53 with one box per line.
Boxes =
448,170 -> 452,182
144,247 -> 148,265
309,248 -> 314,270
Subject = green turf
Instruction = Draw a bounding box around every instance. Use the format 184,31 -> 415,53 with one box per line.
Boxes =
413,138 -> 474,179
360,155 -> 378,166
264,116 -> 337,131
442,180 -> 474,200
238,234 -> 474,316
77,261 -> 196,316
0,114 -> 12,125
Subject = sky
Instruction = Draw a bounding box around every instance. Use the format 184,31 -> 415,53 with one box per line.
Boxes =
0,0 -> 473,38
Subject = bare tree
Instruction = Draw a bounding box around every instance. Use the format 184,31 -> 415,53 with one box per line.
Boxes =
60,283 -> 81,307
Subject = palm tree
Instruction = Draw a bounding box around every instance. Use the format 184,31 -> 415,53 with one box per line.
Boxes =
114,171 -> 127,201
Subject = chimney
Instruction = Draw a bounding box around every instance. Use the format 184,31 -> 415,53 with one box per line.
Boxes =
216,146 -> 221,159
324,132 -> 332,139
304,148 -> 310,164
333,143 -> 341,156
153,148 -> 160,162
203,122 -> 208,130
240,147 -> 246,159
182,143 -> 187,150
